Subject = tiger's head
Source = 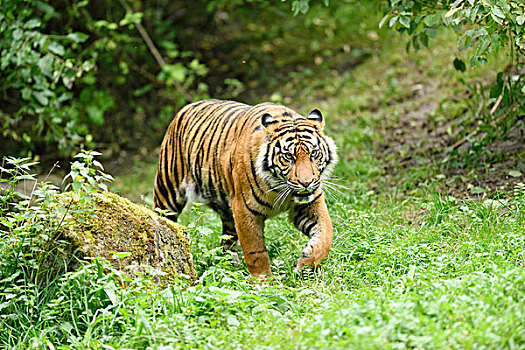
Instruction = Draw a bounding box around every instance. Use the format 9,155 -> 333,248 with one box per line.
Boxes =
256,107 -> 338,204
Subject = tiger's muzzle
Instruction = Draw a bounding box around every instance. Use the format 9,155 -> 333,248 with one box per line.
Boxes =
289,179 -> 321,197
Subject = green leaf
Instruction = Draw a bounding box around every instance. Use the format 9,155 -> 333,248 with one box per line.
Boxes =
47,41 -> 65,56
426,28 -> 437,38
60,322 -> 74,334
490,82 -> 503,98
104,282 -> 118,305
517,16 -> 525,26
423,12 -> 442,26
458,28 -> 488,49
291,0 -> 309,15
490,6 -> 505,18
24,19 -> 41,29
67,32 -> 88,43
516,36 -> 525,50
399,16 -> 411,28
489,6 -> 505,23
33,90 -> 50,105
119,11 -> 143,26
162,63 -> 187,83
389,16 -> 399,28
379,13 -> 391,28
490,33 -> 501,53
12,29 -> 23,41
21,87 -> 31,100
37,54 -> 54,77
86,105 -> 105,125
508,170 -> 522,178
445,7 -> 462,18
72,182 -> 82,192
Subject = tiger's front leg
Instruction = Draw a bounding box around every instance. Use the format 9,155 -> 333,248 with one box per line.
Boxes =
231,195 -> 272,278
290,195 -> 333,271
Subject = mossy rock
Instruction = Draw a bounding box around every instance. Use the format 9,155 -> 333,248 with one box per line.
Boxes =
47,191 -> 196,286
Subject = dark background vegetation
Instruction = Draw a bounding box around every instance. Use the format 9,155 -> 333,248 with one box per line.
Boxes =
1,0 -> 385,164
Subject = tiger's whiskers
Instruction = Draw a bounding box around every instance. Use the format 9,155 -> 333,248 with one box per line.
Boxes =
322,179 -> 348,202
273,187 -> 291,210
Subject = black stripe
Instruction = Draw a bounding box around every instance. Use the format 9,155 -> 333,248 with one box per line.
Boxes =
189,103 -> 229,188
298,216 -> 310,230
196,104 -> 230,190
310,192 -> 322,203
171,103 -> 205,187
304,222 -> 317,237
187,102 -> 225,151
155,174 -> 173,210
242,192 -> 265,217
161,148 -> 179,207
273,126 -> 317,140
209,105 -> 246,194
248,249 -> 267,255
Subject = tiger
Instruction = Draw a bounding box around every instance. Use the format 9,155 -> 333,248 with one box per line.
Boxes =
153,99 -> 338,278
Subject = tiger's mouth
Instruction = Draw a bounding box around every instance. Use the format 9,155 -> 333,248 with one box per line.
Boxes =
291,188 -> 317,197
294,189 -> 312,195
287,180 -> 320,197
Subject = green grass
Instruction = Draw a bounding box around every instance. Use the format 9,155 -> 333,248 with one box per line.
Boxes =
2,5 -> 525,350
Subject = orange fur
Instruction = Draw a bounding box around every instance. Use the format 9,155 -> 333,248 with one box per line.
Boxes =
153,99 -> 338,278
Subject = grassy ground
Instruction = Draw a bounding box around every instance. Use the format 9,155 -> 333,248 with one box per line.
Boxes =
97,27 -> 525,349
2,6 -> 525,349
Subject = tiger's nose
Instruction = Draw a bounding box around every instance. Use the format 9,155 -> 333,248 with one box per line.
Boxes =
298,179 -> 313,189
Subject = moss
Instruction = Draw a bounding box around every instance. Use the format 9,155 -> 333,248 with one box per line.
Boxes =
49,191 -> 196,287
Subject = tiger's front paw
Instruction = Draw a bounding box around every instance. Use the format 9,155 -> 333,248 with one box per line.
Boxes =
294,247 -> 328,272
294,255 -> 326,273
294,256 -> 316,272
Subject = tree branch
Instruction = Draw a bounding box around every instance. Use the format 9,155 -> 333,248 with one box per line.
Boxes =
118,0 -> 193,102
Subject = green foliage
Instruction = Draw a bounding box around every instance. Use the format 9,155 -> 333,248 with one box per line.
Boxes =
0,0 -> 210,158
64,150 -> 114,195
0,152 -> 114,346
381,0 -> 525,162
2,2 -> 525,348
0,1 -> 96,156
381,0 -> 524,63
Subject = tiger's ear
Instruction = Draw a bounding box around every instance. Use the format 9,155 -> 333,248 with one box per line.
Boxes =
307,109 -> 325,130
261,113 -> 278,132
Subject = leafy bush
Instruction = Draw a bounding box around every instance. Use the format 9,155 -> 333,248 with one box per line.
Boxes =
0,0 -> 210,158
0,151 -> 114,345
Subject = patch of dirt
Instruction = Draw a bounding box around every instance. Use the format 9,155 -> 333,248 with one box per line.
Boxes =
376,70 -> 525,197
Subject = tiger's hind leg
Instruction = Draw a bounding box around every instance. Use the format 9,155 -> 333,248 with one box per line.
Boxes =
220,219 -> 238,250
152,176 -> 187,222
219,217 -> 241,265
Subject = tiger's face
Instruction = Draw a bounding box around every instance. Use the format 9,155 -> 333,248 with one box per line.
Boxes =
256,109 -> 338,204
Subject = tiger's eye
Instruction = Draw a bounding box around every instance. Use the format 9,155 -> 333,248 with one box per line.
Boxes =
311,149 -> 319,158
282,152 -> 294,161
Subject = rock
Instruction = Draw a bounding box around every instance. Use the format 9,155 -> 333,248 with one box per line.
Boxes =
43,191 -> 196,286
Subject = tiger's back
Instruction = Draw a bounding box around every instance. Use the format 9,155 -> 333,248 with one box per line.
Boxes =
154,99 -> 274,218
